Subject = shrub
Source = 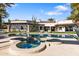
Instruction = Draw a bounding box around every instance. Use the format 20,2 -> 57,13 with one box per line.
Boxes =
8,34 -> 16,36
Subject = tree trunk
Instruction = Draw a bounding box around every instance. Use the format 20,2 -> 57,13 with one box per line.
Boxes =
74,21 -> 79,37
0,16 -> 2,29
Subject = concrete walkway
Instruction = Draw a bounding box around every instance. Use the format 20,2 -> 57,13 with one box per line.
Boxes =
0,38 -> 79,56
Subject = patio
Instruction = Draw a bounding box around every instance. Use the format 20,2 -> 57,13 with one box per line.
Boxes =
0,37 -> 79,56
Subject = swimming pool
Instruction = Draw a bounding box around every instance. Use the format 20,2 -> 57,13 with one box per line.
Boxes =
15,34 -> 77,49
16,33 -> 77,39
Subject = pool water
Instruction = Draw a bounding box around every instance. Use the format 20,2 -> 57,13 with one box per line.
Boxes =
16,34 -> 77,49
51,34 -> 75,38
16,40 -> 40,49
16,34 -> 77,39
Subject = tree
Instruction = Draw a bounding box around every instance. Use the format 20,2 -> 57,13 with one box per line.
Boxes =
68,3 -> 79,37
48,18 -> 55,22
1,20 -> 7,29
67,3 -> 79,26
30,16 -> 39,32
0,3 -> 14,29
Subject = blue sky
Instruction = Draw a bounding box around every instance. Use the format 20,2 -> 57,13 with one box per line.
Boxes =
5,3 -> 72,22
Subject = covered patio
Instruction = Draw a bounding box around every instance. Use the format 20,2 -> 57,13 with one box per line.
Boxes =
55,24 -> 75,32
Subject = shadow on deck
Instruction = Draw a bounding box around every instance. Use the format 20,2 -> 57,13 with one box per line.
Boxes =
46,39 -> 79,45
0,36 -> 7,39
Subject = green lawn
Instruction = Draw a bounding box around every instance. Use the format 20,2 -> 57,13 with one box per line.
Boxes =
51,31 -> 76,34
7,31 -> 76,34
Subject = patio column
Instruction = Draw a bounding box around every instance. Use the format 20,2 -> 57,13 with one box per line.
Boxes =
27,25 -> 30,37
39,26 -> 40,32
7,25 -> 10,32
50,26 -> 51,31
27,25 -> 30,33
73,27 -> 75,31
43,26 -> 44,31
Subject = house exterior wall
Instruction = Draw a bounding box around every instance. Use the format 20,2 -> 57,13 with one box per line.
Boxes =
5,20 -> 75,32
55,26 -> 65,32
73,27 -> 75,31
9,24 -> 28,32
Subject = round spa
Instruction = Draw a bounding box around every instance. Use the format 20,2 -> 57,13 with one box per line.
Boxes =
16,40 -> 40,49
9,37 -> 46,55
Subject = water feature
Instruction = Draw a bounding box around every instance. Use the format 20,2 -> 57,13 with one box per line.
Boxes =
16,40 -> 40,49
16,31 -> 41,49
16,37 -> 40,49
16,32 -> 77,49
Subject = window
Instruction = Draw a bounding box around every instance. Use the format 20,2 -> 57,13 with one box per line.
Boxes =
59,27 -> 62,30
51,27 -> 55,31
65,26 -> 73,31
21,26 -> 23,30
40,26 -> 42,30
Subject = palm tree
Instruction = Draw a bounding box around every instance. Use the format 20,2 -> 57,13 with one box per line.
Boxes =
0,3 -> 14,29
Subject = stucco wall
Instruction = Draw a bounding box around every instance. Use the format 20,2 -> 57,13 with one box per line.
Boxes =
55,26 -> 65,32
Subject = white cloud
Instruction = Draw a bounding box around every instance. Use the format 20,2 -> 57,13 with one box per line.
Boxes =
46,11 -> 63,16
41,5 -> 68,16
55,5 -> 68,11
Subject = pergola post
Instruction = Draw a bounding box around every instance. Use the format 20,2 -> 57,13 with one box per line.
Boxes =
7,25 -> 10,32
27,25 -> 30,33
39,26 -> 40,32
50,26 -> 51,31
43,26 -> 44,31
27,24 -> 30,37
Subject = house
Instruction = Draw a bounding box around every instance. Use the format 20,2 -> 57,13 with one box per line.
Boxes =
5,19 -> 75,32
38,20 -> 75,32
